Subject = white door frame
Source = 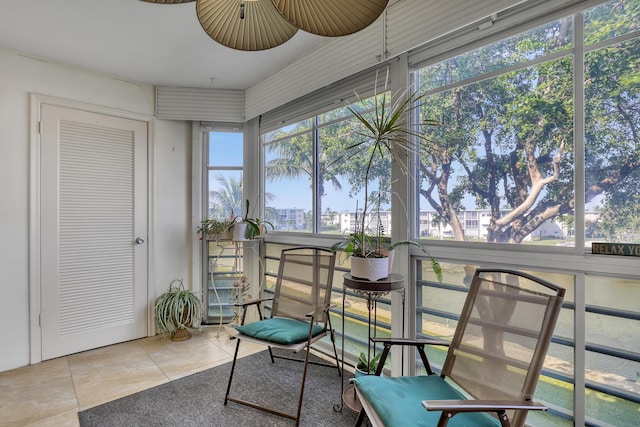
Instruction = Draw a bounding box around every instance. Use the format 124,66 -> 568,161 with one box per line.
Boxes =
28,93 -> 155,364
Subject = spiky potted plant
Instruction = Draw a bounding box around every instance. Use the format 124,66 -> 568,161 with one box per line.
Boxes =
153,279 -> 203,341
355,351 -> 382,377
332,73 -> 441,281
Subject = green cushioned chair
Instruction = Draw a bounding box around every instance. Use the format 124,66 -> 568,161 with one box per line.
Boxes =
235,316 -> 325,345
224,247 -> 340,427
353,268 -> 565,427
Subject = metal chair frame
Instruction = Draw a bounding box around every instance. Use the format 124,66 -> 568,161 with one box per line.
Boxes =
354,268 -> 565,427
224,246 -> 341,426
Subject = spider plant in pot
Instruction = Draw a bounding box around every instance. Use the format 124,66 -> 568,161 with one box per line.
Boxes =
331,73 -> 440,281
197,217 -> 235,241
153,279 -> 203,341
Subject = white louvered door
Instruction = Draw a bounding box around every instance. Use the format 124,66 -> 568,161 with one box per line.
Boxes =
40,105 -> 148,360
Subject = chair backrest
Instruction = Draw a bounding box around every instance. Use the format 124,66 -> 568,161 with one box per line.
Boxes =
441,268 -> 565,427
271,247 -> 336,326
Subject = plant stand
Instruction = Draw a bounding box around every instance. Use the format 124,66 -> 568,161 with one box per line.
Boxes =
205,238 -> 260,327
334,273 -> 404,413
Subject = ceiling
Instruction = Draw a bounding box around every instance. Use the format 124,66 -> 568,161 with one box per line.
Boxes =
0,0 -> 333,90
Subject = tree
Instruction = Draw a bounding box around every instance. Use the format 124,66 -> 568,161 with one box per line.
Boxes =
265,123 -> 343,221
209,174 -> 242,220
417,1 -> 639,243
584,0 -> 640,240
209,175 -> 275,225
264,96 -> 396,231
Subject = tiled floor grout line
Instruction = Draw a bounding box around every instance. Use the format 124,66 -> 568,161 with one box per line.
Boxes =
65,356 -> 82,415
137,338 -> 172,384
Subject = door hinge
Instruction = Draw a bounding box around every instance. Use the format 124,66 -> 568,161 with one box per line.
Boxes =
38,121 -> 42,134
39,313 -> 42,327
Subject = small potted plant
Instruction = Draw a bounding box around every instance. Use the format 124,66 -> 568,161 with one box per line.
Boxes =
332,197 -> 441,281
197,218 -> 235,241
153,279 -> 204,341
355,351 -> 382,377
234,199 -> 274,240
331,231 -> 440,280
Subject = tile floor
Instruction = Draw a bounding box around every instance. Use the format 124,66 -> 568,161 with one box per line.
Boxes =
0,326 -> 264,427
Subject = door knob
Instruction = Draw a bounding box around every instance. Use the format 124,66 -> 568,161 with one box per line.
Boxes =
135,237 -> 145,244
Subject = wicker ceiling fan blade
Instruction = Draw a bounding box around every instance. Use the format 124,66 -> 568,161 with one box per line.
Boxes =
271,0 -> 389,37
197,0 -> 298,51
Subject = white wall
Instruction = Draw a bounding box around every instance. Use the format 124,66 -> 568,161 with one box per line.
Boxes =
152,120 -> 193,291
0,49 -> 192,372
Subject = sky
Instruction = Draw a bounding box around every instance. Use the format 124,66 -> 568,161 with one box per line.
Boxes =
209,131 -> 604,215
210,131 -> 362,212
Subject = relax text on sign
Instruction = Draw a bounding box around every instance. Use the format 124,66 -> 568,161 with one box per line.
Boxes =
591,243 -> 640,257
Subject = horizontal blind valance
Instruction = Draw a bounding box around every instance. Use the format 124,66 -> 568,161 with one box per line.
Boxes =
258,65 -> 388,134
245,19 -> 384,121
156,87 -> 244,121
385,0 -> 528,60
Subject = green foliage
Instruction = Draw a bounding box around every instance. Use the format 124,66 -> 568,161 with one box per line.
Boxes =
331,190 -> 443,281
340,72 -> 439,259
196,218 -> 235,239
153,279 -> 203,336
209,174 -> 243,220
331,231 -> 379,258
331,233 -> 442,282
313,72 -> 443,280
240,199 -> 274,239
418,2 -> 640,243
357,351 -> 382,374
264,120 -> 344,220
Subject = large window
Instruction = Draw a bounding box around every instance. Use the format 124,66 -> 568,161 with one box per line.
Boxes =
254,2 -> 639,425
584,1 -> 640,243
262,93 -> 390,235
206,131 -> 243,220
410,2 -> 640,424
263,120 -> 314,232
414,0 -> 639,247
415,18 -> 575,245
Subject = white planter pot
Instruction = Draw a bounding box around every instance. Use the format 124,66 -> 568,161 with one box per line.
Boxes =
350,256 -> 389,281
233,223 -> 248,241
378,249 -> 395,275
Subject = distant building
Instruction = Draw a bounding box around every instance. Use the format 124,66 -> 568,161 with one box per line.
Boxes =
332,208 -> 568,241
274,208 -> 306,230
315,207 -> 596,240
419,209 -> 565,240
338,210 -> 392,235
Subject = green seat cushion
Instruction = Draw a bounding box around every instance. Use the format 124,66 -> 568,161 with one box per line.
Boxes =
353,375 -> 502,427
235,317 -> 324,345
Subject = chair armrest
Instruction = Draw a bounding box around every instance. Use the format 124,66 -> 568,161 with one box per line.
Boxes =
234,297 -> 274,307
234,298 -> 274,325
370,337 -> 450,375
305,304 -> 333,319
422,399 -> 547,412
371,337 -> 451,347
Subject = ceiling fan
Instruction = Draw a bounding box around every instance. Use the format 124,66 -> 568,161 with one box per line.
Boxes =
139,0 -> 389,51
